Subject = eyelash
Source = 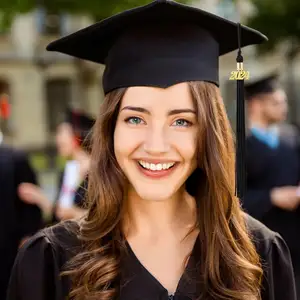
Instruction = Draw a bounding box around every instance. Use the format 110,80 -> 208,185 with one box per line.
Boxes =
124,116 -> 145,125
173,119 -> 192,127
124,117 -> 192,127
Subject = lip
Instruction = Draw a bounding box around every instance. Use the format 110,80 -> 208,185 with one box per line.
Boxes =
135,158 -> 178,164
136,161 -> 178,179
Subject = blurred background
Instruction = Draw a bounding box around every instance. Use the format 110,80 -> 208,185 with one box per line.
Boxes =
0,0 -> 299,201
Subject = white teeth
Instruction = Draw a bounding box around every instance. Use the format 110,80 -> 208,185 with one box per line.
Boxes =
139,161 -> 175,171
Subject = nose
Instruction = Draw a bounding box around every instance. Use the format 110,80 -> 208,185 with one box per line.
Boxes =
143,125 -> 170,154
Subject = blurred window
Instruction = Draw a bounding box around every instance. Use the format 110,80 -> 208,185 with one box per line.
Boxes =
46,79 -> 72,134
36,8 -> 67,35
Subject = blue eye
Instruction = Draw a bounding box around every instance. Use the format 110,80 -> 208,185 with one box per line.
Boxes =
125,117 -> 144,125
173,119 -> 191,127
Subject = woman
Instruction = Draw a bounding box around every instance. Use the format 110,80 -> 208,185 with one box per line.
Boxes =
7,1 -> 296,300
18,108 -> 93,222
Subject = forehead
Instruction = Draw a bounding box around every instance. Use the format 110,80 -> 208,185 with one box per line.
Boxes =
120,82 -> 194,109
266,89 -> 286,103
58,122 -> 73,132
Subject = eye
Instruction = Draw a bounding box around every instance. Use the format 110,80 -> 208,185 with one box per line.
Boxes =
172,119 -> 192,127
125,116 -> 144,125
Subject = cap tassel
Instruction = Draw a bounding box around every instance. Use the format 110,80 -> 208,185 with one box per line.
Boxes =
235,23 -> 246,200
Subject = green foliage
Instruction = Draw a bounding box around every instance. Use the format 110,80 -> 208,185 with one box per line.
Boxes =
246,0 -> 300,55
0,0 -> 35,29
0,0 -> 190,29
29,152 -> 66,171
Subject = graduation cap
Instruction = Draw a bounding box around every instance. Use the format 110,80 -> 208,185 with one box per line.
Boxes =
46,0 -> 268,199
245,73 -> 279,100
66,108 -> 95,144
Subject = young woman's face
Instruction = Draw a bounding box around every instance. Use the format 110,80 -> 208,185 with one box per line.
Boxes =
56,123 -> 76,158
114,82 -> 198,202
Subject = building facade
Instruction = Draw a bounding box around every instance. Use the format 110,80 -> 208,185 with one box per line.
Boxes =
0,0 -> 299,150
0,9 -> 104,150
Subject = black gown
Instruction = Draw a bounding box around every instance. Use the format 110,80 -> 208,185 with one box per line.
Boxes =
0,145 -> 43,299
242,130 -> 300,281
6,215 -> 296,300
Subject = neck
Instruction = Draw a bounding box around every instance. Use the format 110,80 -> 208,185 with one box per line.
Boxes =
73,147 -> 88,161
123,189 -> 197,239
249,116 -> 270,129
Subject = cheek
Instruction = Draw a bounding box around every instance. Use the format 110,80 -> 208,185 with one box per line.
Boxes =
173,133 -> 197,162
271,107 -> 279,116
113,123 -> 140,163
56,136 -> 66,149
64,136 -> 74,148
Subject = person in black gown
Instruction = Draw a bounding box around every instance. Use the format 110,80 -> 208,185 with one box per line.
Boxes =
6,1 -> 296,300
242,73 -> 300,297
18,108 -> 93,223
0,135 -> 42,299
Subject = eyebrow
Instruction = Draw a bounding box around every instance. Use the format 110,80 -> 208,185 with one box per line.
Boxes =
121,106 -> 196,115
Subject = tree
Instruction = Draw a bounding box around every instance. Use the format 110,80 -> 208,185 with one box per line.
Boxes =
246,0 -> 300,121
0,0 -> 190,29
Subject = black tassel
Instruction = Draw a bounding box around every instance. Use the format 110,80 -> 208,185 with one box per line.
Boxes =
235,23 -> 246,200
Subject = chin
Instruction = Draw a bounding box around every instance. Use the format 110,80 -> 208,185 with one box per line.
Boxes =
131,182 -> 181,202
60,151 -> 69,158
124,161 -> 195,202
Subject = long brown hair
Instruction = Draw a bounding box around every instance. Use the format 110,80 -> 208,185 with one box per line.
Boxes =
63,81 -> 263,299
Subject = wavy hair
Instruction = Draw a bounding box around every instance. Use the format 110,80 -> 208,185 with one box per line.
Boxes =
63,81 -> 263,300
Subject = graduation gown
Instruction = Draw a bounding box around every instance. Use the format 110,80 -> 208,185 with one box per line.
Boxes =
0,145 -> 43,299
6,214 -> 296,300
243,131 -> 300,276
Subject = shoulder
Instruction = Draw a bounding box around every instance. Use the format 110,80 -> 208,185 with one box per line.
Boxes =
279,123 -> 299,137
245,214 -> 279,254
38,219 -> 81,249
7,221 -> 82,299
17,220 -> 82,265
245,213 -> 276,239
0,146 -> 31,169
245,214 -> 297,298
245,134 -> 264,151
279,123 -> 300,147
0,146 -> 26,172
0,145 -> 15,159
0,145 -> 26,159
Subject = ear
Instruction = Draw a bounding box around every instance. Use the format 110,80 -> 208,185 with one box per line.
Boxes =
248,98 -> 262,113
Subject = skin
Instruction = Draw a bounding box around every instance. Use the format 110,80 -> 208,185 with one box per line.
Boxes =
114,83 -> 199,294
248,88 -> 288,128
56,122 -> 78,158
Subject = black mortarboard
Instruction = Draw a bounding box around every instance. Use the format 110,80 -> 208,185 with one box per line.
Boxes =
245,73 -> 279,100
46,0 -> 268,199
66,108 -> 95,144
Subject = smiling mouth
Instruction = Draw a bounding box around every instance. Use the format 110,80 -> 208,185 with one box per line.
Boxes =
138,160 -> 176,171
136,160 -> 178,179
